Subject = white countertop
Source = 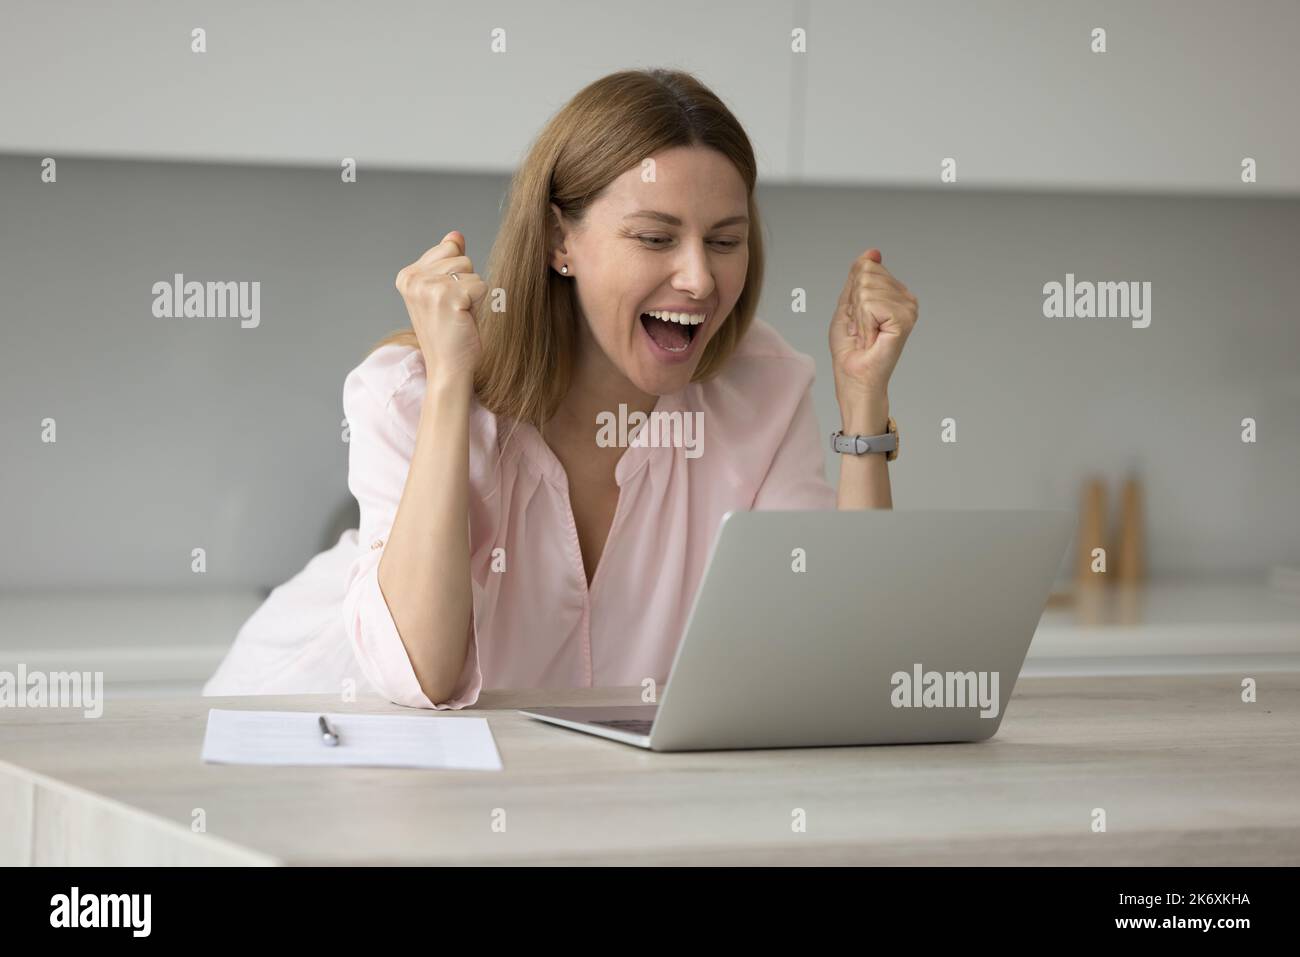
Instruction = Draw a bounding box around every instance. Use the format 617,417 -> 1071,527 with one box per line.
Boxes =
5,675 -> 1299,866
1025,578 -> 1300,675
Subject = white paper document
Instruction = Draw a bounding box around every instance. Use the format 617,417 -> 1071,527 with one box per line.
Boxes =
201,709 -> 503,770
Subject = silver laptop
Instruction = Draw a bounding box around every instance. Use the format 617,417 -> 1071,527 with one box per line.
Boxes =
518,508 -> 1074,752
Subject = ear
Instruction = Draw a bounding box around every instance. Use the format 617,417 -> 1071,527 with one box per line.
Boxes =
548,203 -> 568,271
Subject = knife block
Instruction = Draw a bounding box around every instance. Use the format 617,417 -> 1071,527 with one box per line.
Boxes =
1113,473 -> 1146,583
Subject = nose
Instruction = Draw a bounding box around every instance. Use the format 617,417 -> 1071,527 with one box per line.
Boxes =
670,238 -> 717,304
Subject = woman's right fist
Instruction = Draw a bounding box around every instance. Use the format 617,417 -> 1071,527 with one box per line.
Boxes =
394,230 -> 488,382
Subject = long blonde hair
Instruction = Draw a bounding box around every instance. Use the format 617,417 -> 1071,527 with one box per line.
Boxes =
367,67 -> 765,438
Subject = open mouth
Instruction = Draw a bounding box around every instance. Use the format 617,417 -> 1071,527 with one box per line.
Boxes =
638,311 -> 705,355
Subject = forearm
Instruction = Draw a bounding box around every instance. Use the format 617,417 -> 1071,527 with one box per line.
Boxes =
376,371 -> 475,702
835,396 -> 893,510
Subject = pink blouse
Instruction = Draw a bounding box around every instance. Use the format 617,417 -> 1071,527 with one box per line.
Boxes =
202,317 -> 837,709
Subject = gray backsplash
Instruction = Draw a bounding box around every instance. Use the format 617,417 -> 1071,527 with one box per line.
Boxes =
2,154 -> 1296,588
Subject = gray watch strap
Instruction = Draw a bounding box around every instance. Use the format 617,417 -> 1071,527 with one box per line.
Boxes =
830,429 -> 898,455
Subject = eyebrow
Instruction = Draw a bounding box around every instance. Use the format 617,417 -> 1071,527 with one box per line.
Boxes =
624,209 -> 750,229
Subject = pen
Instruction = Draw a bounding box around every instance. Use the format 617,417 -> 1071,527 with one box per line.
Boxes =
318,715 -> 340,747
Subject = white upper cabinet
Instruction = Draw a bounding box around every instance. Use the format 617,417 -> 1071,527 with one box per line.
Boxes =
797,0 -> 1299,195
2,0 -> 1294,195
0,0 -> 797,179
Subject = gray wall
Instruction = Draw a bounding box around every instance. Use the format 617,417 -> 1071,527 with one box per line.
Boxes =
2,153 -> 1297,588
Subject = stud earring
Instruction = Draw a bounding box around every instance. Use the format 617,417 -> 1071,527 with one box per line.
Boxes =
561,265 -> 569,275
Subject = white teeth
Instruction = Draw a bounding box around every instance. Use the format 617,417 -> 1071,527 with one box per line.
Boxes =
645,309 -> 706,325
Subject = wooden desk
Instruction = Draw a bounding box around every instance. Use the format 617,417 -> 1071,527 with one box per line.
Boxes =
2,673 -> 1298,865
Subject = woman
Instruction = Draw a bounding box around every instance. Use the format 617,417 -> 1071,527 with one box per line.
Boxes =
203,68 -> 918,710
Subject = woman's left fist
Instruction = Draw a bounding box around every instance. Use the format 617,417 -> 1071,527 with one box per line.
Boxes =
829,248 -> 918,407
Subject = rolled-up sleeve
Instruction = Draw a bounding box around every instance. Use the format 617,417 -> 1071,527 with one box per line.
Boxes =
339,354 -> 483,710
751,359 -> 838,512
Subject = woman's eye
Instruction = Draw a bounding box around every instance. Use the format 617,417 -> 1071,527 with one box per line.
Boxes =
639,236 -> 741,250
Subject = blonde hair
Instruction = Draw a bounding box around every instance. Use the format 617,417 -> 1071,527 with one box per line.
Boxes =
368,68 -> 765,441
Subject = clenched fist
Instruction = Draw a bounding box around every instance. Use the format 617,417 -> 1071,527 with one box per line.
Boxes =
394,230 -> 489,382
829,248 -> 919,412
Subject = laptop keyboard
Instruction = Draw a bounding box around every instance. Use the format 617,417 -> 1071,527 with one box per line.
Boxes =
591,718 -> 654,735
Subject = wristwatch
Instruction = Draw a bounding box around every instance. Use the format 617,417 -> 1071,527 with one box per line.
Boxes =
830,415 -> 899,461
